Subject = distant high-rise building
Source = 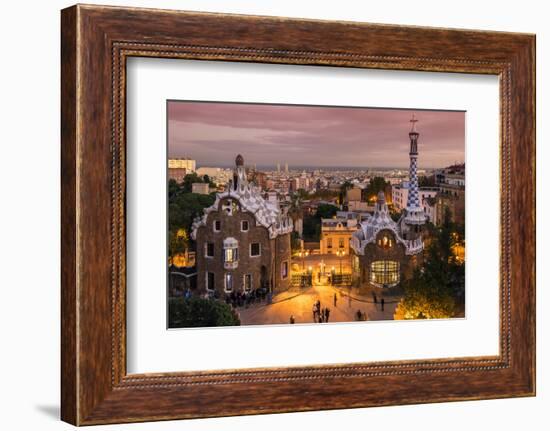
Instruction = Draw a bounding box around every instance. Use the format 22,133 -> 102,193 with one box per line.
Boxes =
168,158 -> 196,172
168,158 -> 195,183
277,162 -> 281,173
168,168 -> 187,183
285,163 -> 289,173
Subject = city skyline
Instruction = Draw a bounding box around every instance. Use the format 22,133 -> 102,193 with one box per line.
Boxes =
168,101 -> 465,169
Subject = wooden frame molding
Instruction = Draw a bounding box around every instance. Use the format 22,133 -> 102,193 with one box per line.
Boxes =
61,4 -> 535,425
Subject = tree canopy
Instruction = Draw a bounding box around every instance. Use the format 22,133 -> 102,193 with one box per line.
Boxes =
302,203 -> 339,241
418,175 -> 436,187
395,208 -> 465,319
168,177 -> 216,255
168,297 -> 241,328
363,177 -> 389,202
176,172 -> 216,193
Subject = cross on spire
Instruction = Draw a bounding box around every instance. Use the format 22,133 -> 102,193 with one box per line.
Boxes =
410,113 -> 418,133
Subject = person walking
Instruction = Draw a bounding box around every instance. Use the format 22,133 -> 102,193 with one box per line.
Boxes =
381,297 -> 385,311
325,307 -> 331,323
372,292 -> 378,304
333,293 -> 337,307
312,303 -> 317,322
290,315 -> 295,324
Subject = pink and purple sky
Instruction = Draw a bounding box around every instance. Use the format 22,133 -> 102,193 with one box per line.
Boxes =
168,101 -> 465,169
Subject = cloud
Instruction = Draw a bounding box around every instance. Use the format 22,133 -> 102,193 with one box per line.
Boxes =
168,101 -> 465,168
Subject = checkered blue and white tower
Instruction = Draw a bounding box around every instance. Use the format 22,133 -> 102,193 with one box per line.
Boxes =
404,114 -> 426,226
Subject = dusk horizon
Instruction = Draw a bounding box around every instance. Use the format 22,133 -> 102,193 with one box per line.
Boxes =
168,101 -> 465,169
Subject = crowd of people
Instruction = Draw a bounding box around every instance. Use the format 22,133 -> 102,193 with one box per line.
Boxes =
312,299 -> 331,323
220,288 -> 273,309
179,285 -> 385,325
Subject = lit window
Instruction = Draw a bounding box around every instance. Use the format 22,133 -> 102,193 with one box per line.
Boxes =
241,220 -> 249,232
223,237 -> 239,269
224,247 -> 237,262
224,273 -> 233,292
281,261 -> 289,279
370,260 -> 400,287
250,243 -> 261,257
378,235 -> 393,249
205,242 -> 214,257
339,238 -> 345,248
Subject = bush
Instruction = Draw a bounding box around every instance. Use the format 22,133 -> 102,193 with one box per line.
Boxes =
168,297 -> 241,328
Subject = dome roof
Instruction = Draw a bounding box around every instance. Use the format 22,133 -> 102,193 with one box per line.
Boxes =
350,190 -> 424,256
359,192 -> 397,241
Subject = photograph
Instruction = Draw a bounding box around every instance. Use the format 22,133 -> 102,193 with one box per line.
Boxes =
167,101 -> 466,328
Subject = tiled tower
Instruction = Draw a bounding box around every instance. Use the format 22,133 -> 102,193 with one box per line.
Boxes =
403,114 -> 426,227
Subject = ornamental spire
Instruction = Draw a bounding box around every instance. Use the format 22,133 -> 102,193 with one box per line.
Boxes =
409,113 -> 419,155
404,114 -> 425,225
410,113 -> 418,133
232,154 -> 247,190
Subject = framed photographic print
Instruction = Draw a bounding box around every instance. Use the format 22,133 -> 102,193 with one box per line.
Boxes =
61,4 -> 535,425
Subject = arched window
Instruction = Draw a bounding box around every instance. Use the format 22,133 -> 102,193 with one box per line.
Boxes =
377,234 -> 393,249
224,273 -> 234,292
370,260 -> 400,287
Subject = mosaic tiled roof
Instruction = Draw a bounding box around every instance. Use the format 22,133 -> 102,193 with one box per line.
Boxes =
191,157 -> 293,240
350,191 -> 423,256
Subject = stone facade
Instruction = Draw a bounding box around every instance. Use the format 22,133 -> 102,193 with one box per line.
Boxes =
320,218 -> 356,255
353,228 -> 420,289
192,155 -> 292,297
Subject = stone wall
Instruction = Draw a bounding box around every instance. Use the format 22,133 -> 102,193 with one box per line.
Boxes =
195,197 -> 291,295
354,228 -> 418,290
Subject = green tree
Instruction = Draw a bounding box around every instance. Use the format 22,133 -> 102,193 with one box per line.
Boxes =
302,203 -> 339,241
168,191 -> 216,244
182,172 -> 205,193
202,174 -> 217,188
396,208 -> 465,319
168,178 -> 180,198
309,189 -> 338,200
168,297 -> 241,328
418,175 -> 436,187
363,177 -> 389,201
302,217 -> 321,241
315,203 -> 339,219
168,229 -> 188,257
395,269 -> 456,319
294,188 -> 309,200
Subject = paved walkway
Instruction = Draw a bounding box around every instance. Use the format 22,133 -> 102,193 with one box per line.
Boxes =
237,283 -> 398,325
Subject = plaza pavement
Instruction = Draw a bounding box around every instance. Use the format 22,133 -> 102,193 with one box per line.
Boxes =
237,283 -> 398,325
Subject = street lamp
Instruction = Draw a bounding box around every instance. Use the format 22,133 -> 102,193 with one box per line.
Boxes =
337,249 -> 345,275
299,248 -> 309,273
